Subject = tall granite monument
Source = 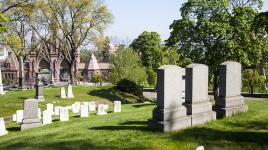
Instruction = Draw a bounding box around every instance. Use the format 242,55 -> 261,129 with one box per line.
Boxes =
215,61 -> 248,118
35,73 -> 45,101
148,65 -> 191,132
21,99 -> 42,131
185,64 -> 216,125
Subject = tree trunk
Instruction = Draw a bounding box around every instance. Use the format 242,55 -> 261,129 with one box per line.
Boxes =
249,82 -> 254,95
69,62 -> 75,84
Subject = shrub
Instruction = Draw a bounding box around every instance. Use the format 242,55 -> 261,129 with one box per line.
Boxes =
116,79 -> 143,98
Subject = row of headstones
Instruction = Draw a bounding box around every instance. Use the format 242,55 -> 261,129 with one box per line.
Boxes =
0,100 -> 121,136
60,84 -> 74,99
148,61 -> 248,132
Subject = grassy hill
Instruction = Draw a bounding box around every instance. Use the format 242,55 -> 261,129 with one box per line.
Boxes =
0,100 -> 267,150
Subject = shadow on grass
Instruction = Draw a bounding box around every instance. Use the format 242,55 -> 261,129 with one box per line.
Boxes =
90,120 -> 150,132
88,87 -> 138,104
227,121 -> 268,130
7,126 -> 20,132
172,127 -> 268,145
132,103 -> 155,108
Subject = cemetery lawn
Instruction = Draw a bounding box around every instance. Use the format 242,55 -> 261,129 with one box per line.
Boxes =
0,85 -> 139,118
0,100 -> 267,150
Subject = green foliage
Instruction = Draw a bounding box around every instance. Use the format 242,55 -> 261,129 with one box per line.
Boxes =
80,49 -> 90,63
130,31 -> 164,71
166,0 -> 267,95
243,69 -> 266,94
146,68 -> 157,87
116,79 -> 143,98
0,13 -> 7,33
109,47 -> 147,85
75,71 -> 83,82
91,74 -> 104,84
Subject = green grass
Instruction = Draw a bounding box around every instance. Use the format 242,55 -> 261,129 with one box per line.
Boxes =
0,85 -> 138,117
0,100 -> 267,150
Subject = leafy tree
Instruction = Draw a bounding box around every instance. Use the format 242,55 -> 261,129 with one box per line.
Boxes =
91,74 -> 104,85
0,13 -> 7,33
130,31 -> 164,70
109,47 -> 147,85
30,0 -> 113,84
166,0 -> 267,96
243,69 -> 266,94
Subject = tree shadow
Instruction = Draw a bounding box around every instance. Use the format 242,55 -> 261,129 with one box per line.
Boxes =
227,121 -> 268,130
132,103 -> 155,108
172,127 -> 268,145
88,87 -> 138,104
90,120 -> 151,132
7,126 -> 20,132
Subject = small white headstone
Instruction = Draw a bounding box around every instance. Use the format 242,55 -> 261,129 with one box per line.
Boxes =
60,107 -> 69,121
196,146 -> 205,150
54,106 -> 61,116
81,102 -> 89,108
97,104 -> 108,115
80,105 -> 89,118
42,110 -> 52,125
88,102 -> 96,112
12,114 -> 17,121
113,101 -> 121,113
67,84 -> 74,98
104,104 -> 109,110
72,103 -> 80,113
16,110 -> 23,123
47,103 -> 54,115
60,87 -> 67,98
0,118 -> 8,136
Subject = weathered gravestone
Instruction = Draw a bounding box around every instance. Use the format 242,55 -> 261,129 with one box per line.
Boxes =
16,110 -> 23,123
38,108 -> 41,119
182,68 -> 186,102
0,67 -> 5,95
60,107 -> 69,121
215,61 -> 248,118
54,106 -> 61,116
0,118 -> 8,136
35,73 -> 45,101
21,99 -> 42,131
88,102 -> 96,112
47,103 -> 54,115
97,104 -> 108,115
80,105 -> 89,118
43,110 -> 52,125
113,101 -> 121,113
148,65 -> 191,132
67,84 -> 74,98
60,87 -> 67,99
185,64 -> 216,125
72,102 -> 80,113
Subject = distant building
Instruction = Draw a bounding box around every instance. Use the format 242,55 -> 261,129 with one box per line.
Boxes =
0,35 -> 117,85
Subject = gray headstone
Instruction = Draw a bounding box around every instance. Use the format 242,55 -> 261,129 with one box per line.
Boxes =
185,64 -> 216,125
215,61 -> 248,118
35,73 -> 45,101
148,65 -> 191,132
21,99 -> 42,131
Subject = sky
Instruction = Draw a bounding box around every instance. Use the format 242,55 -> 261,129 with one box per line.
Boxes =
105,0 -> 268,44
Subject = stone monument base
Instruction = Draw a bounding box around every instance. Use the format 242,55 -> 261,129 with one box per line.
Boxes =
21,118 -> 42,131
188,111 -> 216,126
36,96 -> 45,102
148,107 -> 191,132
148,116 -> 191,132
214,105 -> 248,119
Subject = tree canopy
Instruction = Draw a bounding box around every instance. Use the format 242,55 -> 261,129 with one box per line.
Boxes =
166,0 -> 267,95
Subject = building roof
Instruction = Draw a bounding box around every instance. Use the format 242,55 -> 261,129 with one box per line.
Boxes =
78,54 -> 110,70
